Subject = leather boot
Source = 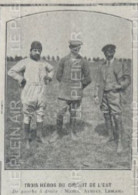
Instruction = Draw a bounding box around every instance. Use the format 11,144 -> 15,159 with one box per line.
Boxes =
24,123 -> 30,149
113,114 -> 123,154
103,113 -> 114,143
49,114 -> 63,143
70,116 -> 78,141
36,122 -> 46,143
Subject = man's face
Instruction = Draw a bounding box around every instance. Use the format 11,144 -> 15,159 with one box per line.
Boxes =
30,48 -> 41,61
104,49 -> 115,61
70,46 -> 81,55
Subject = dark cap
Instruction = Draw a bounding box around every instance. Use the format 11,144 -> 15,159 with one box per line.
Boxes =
102,44 -> 116,53
30,41 -> 42,51
69,40 -> 83,48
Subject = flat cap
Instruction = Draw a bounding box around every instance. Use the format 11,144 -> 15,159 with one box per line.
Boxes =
102,44 -> 116,52
30,41 -> 42,51
69,40 -> 83,48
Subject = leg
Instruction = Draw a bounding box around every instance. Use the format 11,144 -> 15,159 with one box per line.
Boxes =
104,113 -> 114,142
108,91 -> 123,153
57,100 -> 68,132
69,100 -> 81,140
36,121 -> 45,143
23,103 -> 34,149
23,114 -> 31,149
22,90 -> 37,147
49,100 -> 68,143
100,93 -> 114,142
113,114 -> 123,153
36,105 -> 46,143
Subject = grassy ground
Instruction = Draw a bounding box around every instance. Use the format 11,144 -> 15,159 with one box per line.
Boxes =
5,60 -> 132,169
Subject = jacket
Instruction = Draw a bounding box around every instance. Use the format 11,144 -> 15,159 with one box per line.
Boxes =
56,54 -> 92,100
94,59 -> 131,104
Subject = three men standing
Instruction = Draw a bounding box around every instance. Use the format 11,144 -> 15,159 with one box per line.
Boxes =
94,44 -> 131,153
8,40 -> 131,155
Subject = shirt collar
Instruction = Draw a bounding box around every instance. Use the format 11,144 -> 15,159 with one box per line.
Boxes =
69,52 -> 81,59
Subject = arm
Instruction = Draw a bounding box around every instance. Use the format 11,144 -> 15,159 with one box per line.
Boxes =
82,60 -> 92,89
45,63 -> 54,81
56,58 -> 64,82
8,60 -> 26,84
118,63 -> 131,90
114,62 -> 131,91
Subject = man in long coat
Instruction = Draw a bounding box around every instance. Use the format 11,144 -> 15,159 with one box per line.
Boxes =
94,44 -> 131,153
50,40 -> 92,142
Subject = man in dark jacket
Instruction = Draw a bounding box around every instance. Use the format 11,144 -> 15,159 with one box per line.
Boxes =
94,44 -> 131,153
50,40 -> 91,142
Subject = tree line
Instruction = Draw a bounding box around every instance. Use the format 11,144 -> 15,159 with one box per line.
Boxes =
6,55 -> 60,62
6,55 -> 132,63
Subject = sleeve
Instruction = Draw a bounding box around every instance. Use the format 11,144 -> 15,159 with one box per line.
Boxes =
8,60 -> 26,83
56,58 -> 64,82
45,62 -> 54,79
82,59 -> 92,89
116,62 -> 131,90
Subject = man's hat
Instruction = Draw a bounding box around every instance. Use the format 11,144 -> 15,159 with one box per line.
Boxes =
69,40 -> 83,48
102,44 -> 116,53
30,41 -> 42,51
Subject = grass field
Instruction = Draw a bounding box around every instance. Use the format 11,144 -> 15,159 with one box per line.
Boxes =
5,59 -> 132,170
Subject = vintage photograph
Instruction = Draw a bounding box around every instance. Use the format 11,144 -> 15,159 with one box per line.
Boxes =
5,10 -> 132,170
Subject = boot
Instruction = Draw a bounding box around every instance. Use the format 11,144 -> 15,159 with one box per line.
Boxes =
103,113 -> 114,143
49,114 -> 63,143
70,117 -> 78,141
113,114 -> 123,154
24,123 -> 30,149
36,122 -> 46,143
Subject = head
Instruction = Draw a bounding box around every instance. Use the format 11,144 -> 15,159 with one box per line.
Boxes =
30,41 -> 42,61
69,45 -> 81,55
69,40 -> 83,56
102,44 -> 116,61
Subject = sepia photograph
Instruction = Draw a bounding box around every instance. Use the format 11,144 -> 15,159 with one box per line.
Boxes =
5,10 -> 132,170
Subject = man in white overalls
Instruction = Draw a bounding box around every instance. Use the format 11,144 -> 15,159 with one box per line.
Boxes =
8,41 -> 54,149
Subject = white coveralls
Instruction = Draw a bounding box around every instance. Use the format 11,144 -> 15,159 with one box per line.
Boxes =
8,58 -> 54,124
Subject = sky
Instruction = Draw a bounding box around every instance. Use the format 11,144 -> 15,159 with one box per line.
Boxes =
7,11 -> 132,59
